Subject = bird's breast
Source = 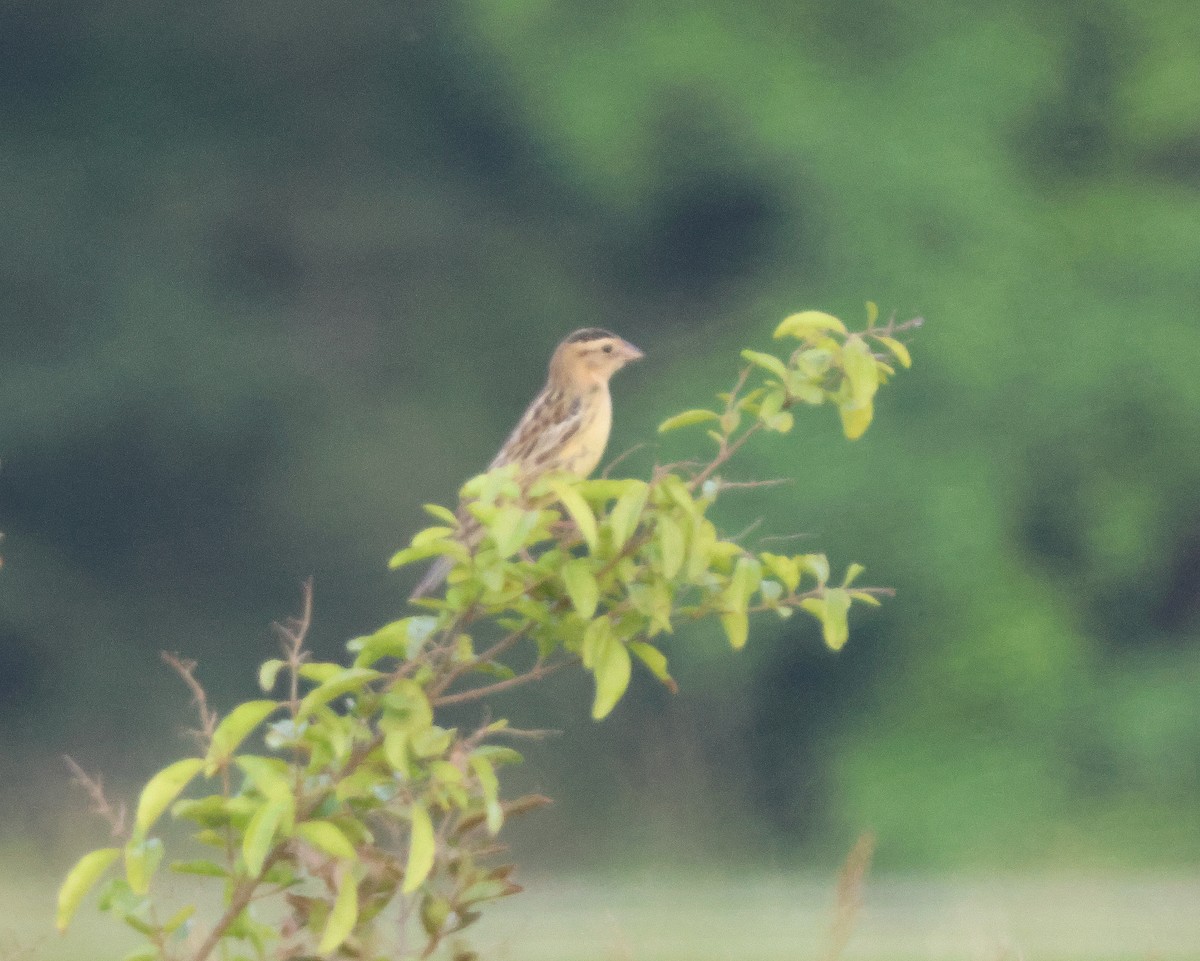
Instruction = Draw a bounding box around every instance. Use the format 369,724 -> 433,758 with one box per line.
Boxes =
562,388 -> 612,477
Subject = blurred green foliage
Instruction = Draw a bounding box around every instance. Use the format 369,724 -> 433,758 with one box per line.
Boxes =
3,0 -> 1199,873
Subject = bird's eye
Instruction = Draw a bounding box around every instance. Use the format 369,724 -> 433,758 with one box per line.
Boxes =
602,343 -> 614,354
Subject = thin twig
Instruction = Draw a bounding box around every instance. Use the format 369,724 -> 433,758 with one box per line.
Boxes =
601,442 -> 653,478
823,831 -> 876,961
64,756 -> 127,840
161,652 -> 218,743
432,657 -> 577,708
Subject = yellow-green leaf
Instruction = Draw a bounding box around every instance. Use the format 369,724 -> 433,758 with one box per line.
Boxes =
656,514 -> 686,579
388,539 -> 468,570
657,408 -> 720,433
257,659 -> 285,692
820,588 -> 852,650
56,847 -> 120,931
841,336 -> 880,409
383,728 -> 411,773
242,799 -> 288,876
318,869 -> 360,954
296,667 -> 382,720
580,616 -> 611,669
774,310 -> 847,340
608,482 -> 649,550
740,349 -> 788,378
591,634 -> 631,720
134,758 -> 204,836
423,502 -> 460,525
469,755 -> 504,835
839,401 -> 874,440
842,563 -> 866,586
872,334 -> 911,368
720,611 -> 749,650
124,837 -> 163,896
628,641 -> 676,692
561,558 -> 600,619
549,479 -> 598,552
759,553 -> 801,593
865,300 -> 879,326
295,820 -> 358,861
403,802 -> 436,894
206,700 -> 279,772
800,553 -> 830,585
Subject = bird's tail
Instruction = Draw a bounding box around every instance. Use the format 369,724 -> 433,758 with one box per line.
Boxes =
409,555 -> 454,601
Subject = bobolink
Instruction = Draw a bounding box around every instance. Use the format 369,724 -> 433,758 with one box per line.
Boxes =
410,328 -> 643,600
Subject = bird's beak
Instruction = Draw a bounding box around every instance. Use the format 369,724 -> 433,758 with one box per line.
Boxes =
621,339 -> 644,362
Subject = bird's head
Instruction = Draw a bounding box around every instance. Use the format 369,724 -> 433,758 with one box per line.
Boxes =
550,328 -> 644,389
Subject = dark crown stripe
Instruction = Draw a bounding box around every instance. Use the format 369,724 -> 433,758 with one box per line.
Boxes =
565,327 -> 618,344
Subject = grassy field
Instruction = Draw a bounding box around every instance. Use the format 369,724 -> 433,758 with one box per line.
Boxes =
11,870 -> 1200,960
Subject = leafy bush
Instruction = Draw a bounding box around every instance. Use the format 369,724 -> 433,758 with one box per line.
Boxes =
57,307 -> 915,960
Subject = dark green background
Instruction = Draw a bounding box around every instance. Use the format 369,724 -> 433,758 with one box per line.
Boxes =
3,0 -> 1199,873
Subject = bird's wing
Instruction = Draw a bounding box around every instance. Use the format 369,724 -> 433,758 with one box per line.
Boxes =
488,388 -> 583,474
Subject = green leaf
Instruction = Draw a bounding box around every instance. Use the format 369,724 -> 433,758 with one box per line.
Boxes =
657,408 -> 721,433
591,633 -> 631,720
121,950 -> 158,961
728,556 -> 763,608
871,333 -> 912,368
298,662 -> 344,683
235,755 -> 294,807
580,616 -> 611,669
656,514 -> 686,579
801,553 -> 831,586
488,503 -> 532,558
169,859 -> 228,877
628,641 -> 676,693
57,847 -> 121,931
839,402 -> 874,440
549,479 -> 599,552
720,611 -> 749,650
469,755 -> 504,835
388,538 -> 468,570
134,758 -> 204,836
295,820 -> 358,861
608,481 -> 649,550
842,562 -> 866,586
773,310 -> 847,340
317,869 -> 360,954
759,553 -> 801,593
257,659 -> 285,692
162,904 -> 196,934
423,503 -> 460,525
296,667 -> 382,720
865,300 -> 879,326
403,802 -> 436,893
383,728 -> 411,774
740,349 -> 789,378
850,590 -> 883,607
123,837 -> 163,896
820,588 -> 852,650
205,700 -> 279,772
561,558 -> 600,619
242,799 -> 288,876
841,335 -> 880,408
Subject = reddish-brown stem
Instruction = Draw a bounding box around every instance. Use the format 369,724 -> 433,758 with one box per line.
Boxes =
432,657 -> 577,707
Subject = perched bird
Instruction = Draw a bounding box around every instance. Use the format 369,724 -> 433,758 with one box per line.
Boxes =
410,328 -> 644,600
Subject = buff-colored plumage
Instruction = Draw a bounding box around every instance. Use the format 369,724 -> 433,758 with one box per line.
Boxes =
410,328 -> 643,600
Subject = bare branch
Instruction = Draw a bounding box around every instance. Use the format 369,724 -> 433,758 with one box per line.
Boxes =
823,830 -> 876,961
601,442 -> 653,478
64,756 -> 127,840
161,652 -> 218,742
433,657 -> 577,708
